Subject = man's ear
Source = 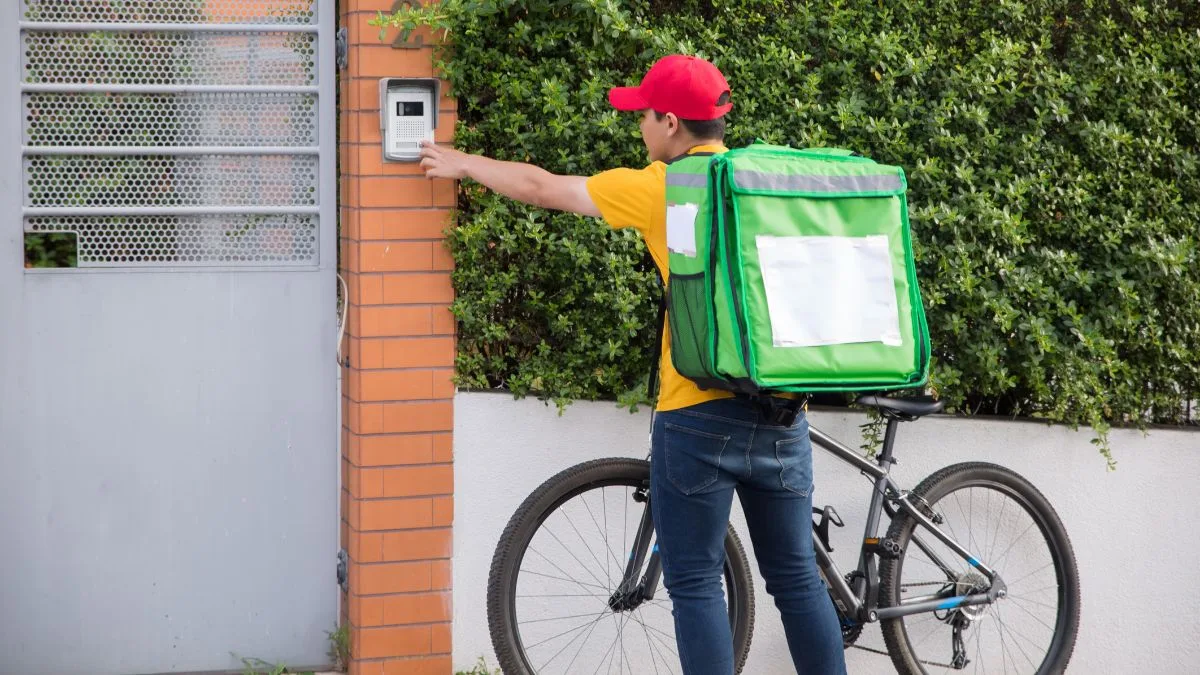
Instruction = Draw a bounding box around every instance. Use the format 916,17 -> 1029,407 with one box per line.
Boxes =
664,112 -> 681,137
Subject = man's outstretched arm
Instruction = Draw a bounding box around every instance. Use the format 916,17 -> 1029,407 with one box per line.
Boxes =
418,140 -> 601,217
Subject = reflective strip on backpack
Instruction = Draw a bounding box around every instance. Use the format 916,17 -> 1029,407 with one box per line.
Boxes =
733,170 -> 902,193
665,173 -> 709,188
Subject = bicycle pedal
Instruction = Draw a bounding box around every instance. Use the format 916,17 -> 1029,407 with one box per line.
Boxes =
863,536 -> 902,559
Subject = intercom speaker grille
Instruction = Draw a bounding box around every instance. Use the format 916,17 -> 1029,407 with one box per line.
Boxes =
26,214 -> 318,267
20,0 -> 318,24
24,155 -> 318,208
391,119 -> 427,138
23,93 -> 318,147
22,31 -> 317,86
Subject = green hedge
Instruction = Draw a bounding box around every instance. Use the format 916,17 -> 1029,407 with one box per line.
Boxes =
379,0 -> 1200,456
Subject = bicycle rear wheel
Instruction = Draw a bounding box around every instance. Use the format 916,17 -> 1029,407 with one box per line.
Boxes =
487,457 -> 756,674
879,462 -> 1080,674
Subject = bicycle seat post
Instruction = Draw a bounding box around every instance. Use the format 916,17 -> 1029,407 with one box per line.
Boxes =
877,417 -> 900,469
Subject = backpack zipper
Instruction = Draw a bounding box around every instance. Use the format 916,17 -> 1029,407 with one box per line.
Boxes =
714,158 -> 756,390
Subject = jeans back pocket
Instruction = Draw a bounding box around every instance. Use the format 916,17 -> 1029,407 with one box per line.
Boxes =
775,433 -> 814,497
663,422 -> 730,495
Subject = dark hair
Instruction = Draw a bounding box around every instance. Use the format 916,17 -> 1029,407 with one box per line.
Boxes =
655,109 -> 727,141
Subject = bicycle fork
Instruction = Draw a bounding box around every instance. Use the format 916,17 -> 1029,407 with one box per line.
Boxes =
609,483 -> 662,612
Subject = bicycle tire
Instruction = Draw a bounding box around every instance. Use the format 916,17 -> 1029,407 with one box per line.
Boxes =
487,457 -> 756,674
879,462 -> 1080,674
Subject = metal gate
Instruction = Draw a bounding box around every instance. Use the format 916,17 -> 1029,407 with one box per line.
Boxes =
1,1 -> 337,673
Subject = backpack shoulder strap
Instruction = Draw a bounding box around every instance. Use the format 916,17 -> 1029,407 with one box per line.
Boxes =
646,278 -> 667,401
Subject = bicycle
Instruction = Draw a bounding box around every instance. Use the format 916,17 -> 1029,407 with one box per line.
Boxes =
486,394 -> 1081,674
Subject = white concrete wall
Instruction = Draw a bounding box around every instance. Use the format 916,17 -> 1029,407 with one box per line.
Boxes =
454,391 -> 1200,674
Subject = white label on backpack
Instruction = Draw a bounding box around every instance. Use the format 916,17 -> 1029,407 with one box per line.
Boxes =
756,235 -> 903,348
666,203 -> 699,257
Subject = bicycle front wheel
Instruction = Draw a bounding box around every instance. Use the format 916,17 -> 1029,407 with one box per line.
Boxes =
879,462 -> 1080,674
487,457 -> 756,674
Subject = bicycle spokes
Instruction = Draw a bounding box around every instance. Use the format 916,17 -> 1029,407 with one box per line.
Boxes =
513,483 -> 682,674
890,482 -> 1067,673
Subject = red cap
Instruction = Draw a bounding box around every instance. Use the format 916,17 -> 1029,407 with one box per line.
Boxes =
608,54 -> 732,121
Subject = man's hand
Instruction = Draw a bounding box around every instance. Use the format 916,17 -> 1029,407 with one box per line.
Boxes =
417,140 -> 600,217
418,140 -> 472,180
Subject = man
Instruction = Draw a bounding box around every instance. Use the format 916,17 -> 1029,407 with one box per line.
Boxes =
419,54 -> 847,675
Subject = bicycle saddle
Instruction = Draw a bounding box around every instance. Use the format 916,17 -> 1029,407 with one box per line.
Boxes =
855,394 -> 945,420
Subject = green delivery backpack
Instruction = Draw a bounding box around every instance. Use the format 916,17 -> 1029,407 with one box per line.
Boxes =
662,142 -> 931,395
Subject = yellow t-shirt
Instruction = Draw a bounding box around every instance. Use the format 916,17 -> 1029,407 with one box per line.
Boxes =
586,144 -> 735,412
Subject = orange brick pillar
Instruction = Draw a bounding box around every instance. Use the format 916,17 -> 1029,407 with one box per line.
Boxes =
338,3 -> 457,673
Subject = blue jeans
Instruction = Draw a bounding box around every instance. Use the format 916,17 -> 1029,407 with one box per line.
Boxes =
650,397 -> 847,675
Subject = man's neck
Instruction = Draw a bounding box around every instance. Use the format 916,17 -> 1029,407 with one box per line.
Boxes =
666,137 -> 724,158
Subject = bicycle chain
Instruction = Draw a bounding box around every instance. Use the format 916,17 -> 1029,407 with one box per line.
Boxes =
849,644 -> 957,670
842,506 -> 970,670
854,580 -> 964,670
849,643 -> 892,657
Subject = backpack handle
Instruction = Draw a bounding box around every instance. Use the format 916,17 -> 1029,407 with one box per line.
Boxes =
799,147 -> 861,158
749,140 -> 869,161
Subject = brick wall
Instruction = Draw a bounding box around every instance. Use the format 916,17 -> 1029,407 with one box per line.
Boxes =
338,2 -> 457,673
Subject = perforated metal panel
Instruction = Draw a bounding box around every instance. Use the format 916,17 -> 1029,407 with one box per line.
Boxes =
22,30 -> 317,86
21,0 -> 318,25
28,214 -> 318,266
24,93 -> 318,147
25,155 -> 318,208
19,2 -> 322,269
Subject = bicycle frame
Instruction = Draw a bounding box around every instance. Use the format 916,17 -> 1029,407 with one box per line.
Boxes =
621,416 -> 1007,624
809,420 -> 1006,623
